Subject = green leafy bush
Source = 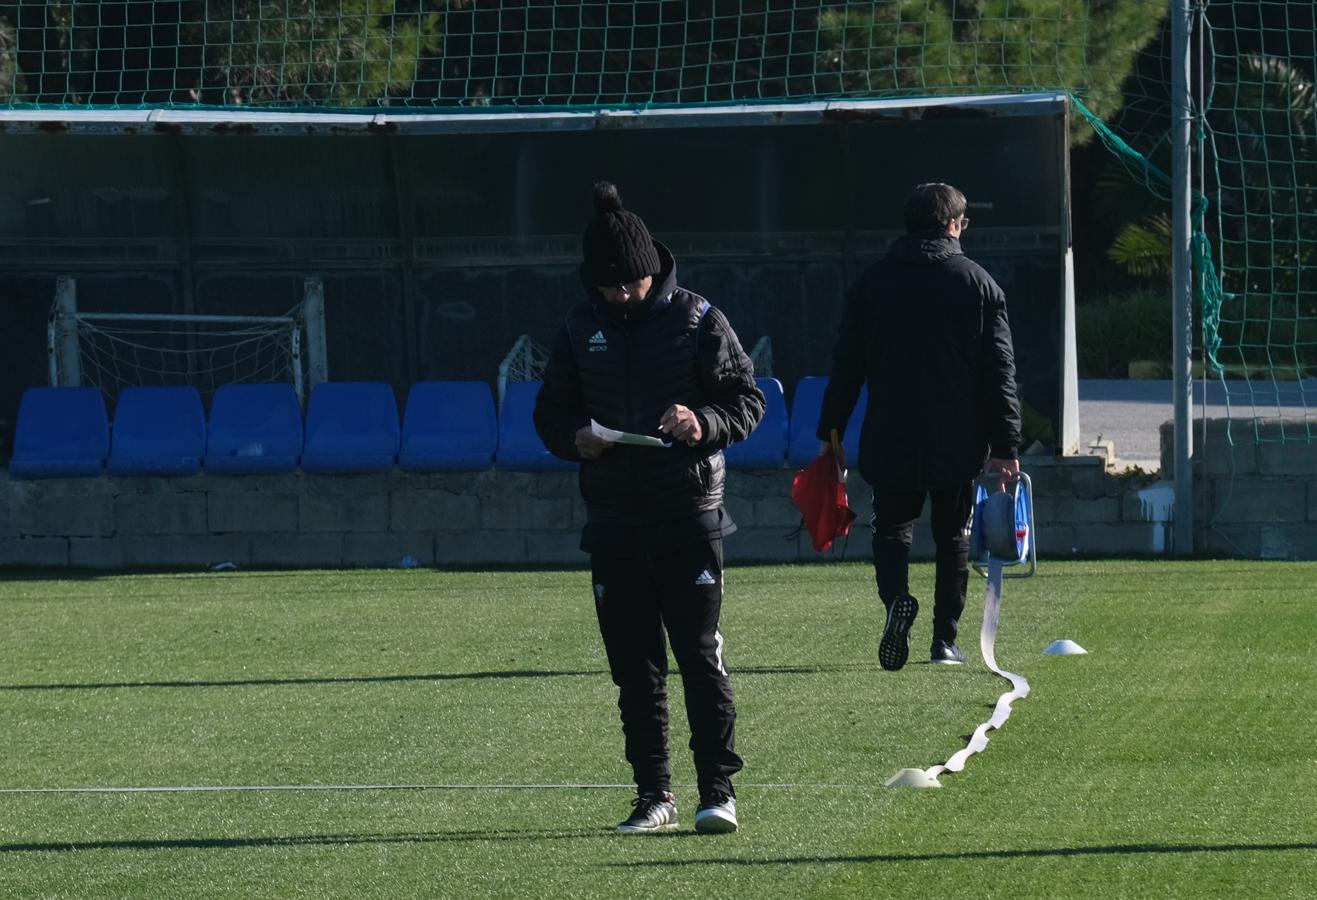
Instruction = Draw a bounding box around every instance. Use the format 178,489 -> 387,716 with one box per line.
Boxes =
1077,289 -> 1315,379
1076,289 -> 1172,377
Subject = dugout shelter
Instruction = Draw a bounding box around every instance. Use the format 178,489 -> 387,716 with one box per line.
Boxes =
0,92 -> 1078,461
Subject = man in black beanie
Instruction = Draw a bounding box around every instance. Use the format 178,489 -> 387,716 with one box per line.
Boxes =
535,181 -> 765,834
816,182 -> 1021,671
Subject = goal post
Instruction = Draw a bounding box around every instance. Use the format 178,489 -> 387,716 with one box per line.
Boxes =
49,276 -> 81,388
47,278 -> 315,407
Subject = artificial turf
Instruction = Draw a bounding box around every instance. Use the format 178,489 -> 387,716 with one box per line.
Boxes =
1,561 -> 1313,898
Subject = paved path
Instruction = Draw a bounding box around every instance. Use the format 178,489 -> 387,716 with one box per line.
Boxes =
1077,378 -> 1317,469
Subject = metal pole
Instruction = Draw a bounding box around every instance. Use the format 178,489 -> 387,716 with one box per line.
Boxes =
1197,1 -> 1209,454
53,276 -> 81,387
290,327 -> 305,405
1171,0 -> 1195,554
302,278 -> 330,388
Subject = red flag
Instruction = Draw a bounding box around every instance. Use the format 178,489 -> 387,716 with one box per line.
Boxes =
790,438 -> 857,553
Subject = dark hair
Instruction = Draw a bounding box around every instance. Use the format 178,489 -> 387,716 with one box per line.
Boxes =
903,182 -> 968,232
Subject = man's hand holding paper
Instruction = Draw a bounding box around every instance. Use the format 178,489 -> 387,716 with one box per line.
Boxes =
589,419 -> 672,449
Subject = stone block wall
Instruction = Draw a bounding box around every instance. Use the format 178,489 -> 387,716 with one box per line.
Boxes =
1,418 -> 1313,569
1161,418 -> 1317,559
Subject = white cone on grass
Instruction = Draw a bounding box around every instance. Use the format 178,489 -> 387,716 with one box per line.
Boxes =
1043,639 -> 1087,655
884,768 -> 941,788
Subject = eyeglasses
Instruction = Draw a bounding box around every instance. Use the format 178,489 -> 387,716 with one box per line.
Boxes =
958,216 -> 970,229
598,279 -> 648,297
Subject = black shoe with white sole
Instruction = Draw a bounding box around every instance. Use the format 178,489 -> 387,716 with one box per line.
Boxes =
878,594 -> 919,671
930,640 -> 967,665
616,791 -> 678,833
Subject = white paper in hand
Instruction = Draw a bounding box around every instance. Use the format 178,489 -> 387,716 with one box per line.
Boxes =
590,419 -> 671,448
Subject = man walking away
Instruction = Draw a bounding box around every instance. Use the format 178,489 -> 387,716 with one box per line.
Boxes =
815,182 -> 1021,671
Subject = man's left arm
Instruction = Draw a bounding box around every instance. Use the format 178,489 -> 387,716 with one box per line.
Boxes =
981,285 -> 1023,481
687,307 -> 766,449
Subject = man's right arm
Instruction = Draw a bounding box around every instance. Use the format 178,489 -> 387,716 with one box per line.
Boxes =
533,326 -> 589,462
815,283 -> 868,452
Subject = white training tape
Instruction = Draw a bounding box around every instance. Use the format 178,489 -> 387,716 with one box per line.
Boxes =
923,557 -> 1030,781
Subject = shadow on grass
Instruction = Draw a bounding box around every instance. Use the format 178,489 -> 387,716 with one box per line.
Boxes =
610,841 -> 1317,867
0,826 -> 617,854
0,663 -> 873,692
0,669 -> 607,692
735,664 -> 877,676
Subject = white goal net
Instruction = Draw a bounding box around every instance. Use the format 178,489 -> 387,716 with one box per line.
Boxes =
49,303 -> 305,406
747,336 -> 774,378
496,334 -> 549,408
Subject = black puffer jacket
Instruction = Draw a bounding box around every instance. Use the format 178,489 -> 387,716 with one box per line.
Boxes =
535,242 -> 765,542
816,233 -> 1021,490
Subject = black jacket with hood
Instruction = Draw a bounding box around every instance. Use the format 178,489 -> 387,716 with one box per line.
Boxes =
534,242 -> 766,555
816,232 -> 1021,491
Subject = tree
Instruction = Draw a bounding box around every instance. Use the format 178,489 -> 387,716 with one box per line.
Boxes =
0,11 -> 16,102
431,2 -> 826,107
0,2 -> 203,107
0,1 -> 456,108
1103,52 -> 1317,284
816,0 -> 1168,142
203,1 -> 451,107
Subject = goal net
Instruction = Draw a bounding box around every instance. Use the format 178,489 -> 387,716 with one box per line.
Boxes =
49,305 -> 305,408
747,336 -> 774,379
496,334 -> 549,410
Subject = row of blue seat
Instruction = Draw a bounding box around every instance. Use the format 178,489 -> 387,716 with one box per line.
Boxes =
8,377 -> 866,478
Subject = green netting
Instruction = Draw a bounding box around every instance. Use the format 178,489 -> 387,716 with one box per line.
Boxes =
0,2 -> 1166,113
1071,2 -> 1315,449
1200,3 -> 1316,443
0,1 -> 1312,440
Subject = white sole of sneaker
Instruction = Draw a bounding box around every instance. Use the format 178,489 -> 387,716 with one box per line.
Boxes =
694,811 -> 738,834
616,822 -> 679,834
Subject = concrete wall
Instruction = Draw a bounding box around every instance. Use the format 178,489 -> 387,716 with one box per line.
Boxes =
1161,418 -> 1317,560
4,418 -> 1312,569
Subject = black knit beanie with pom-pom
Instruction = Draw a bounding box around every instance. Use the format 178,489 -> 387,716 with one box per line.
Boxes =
581,182 -> 661,286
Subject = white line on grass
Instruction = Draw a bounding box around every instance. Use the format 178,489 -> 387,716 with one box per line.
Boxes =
0,782 -> 869,795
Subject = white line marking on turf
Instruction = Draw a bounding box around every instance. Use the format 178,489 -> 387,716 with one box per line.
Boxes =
0,782 -> 870,795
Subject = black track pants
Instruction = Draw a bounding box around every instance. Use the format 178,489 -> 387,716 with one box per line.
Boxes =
871,484 -> 976,645
590,537 -> 742,801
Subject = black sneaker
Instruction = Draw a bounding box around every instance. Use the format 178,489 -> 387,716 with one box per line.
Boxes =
930,640 -> 967,665
694,794 -> 738,834
878,595 -> 919,671
616,791 -> 678,833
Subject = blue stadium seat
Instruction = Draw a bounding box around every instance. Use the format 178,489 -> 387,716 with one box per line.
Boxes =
107,386 -> 206,476
204,383 -> 303,475
400,380 -> 497,472
301,381 -> 400,474
724,377 -> 788,469
9,386 -> 110,479
495,380 -> 576,472
787,376 -> 866,468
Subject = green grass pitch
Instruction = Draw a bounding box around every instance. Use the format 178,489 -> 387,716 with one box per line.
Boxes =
1,561 -> 1313,898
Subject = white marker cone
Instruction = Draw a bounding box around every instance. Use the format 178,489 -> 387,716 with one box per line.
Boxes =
1043,639 -> 1087,655
884,768 -> 941,788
